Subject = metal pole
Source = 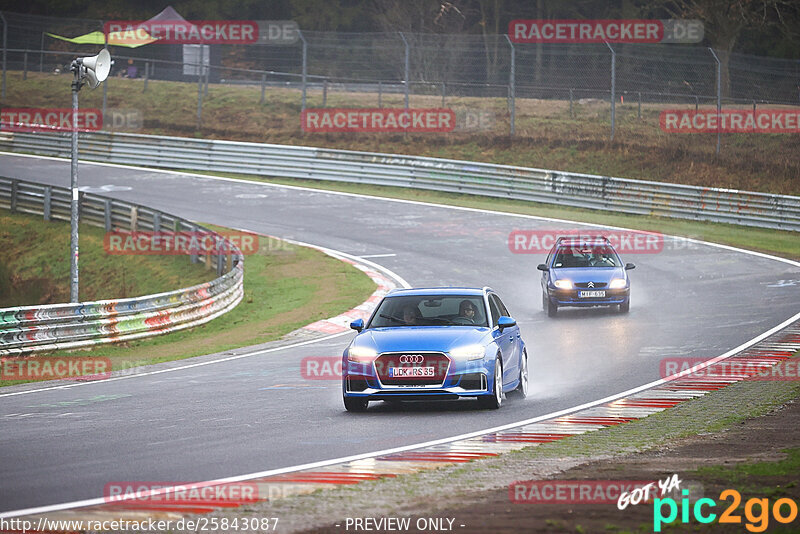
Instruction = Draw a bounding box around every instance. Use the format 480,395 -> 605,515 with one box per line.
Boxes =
378,81 -> 382,108
569,88 -> 573,118
260,73 -> 265,103
196,44 -> 204,130
298,30 -> 307,113
1,12 -> 7,101
23,52 -> 27,80
40,32 -> 44,72
637,91 -> 641,119
441,81 -> 445,107
606,42 -> 615,141
204,59 -> 209,97
505,34 -> 515,136
709,48 -> 721,155
70,63 -> 81,302
323,78 -> 327,107
144,61 -> 149,92
399,32 -> 409,109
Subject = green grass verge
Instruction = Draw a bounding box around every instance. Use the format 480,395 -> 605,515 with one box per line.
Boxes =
189,171 -> 800,261
0,220 -> 376,387
0,209 -> 210,306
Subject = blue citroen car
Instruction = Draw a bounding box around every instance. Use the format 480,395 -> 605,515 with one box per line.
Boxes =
538,236 -> 635,317
342,287 -> 528,412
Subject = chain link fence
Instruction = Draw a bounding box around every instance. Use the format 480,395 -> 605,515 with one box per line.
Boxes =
1,11 -> 799,153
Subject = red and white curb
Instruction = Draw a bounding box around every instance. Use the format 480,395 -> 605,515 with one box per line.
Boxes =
5,321 -> 799,528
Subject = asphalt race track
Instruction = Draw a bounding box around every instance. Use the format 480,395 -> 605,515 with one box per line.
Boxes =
1,152 -> 799,513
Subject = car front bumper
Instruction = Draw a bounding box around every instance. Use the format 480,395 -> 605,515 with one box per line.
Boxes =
547,287 -> 629,307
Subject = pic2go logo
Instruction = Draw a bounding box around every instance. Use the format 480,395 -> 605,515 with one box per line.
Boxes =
653,489 -> 798,532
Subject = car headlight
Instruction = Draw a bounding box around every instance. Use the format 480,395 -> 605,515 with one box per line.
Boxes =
554,279 -> 573,290
347,346 -> 377,362
449,345 -> 486,361
609,278 -> 627,289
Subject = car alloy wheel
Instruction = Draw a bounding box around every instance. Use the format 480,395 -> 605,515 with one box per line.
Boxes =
478,356 -> 503,409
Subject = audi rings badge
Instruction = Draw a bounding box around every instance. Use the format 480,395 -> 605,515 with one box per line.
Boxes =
399,354 -> 424,364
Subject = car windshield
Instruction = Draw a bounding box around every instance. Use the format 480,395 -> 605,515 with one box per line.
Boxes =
552,246 -> 622,268
368,295 -> 489,328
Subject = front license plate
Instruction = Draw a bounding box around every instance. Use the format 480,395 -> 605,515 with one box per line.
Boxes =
389,366 -> 434,378
579,290 -> 606,298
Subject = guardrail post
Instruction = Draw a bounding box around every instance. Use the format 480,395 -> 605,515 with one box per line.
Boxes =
143,62 -> 149,92
43,186 -> 51,221
322,78 -> 328,107
217,252 -> 225,276
10,179 -> 17,212
505,35 -> 515,136
23,51 -> 27,80
130,206 -> 138,231
399,32 -> 409,109
260,73 -> 265,104
152,211 -> 161,233
104,199 -> 111,231
190,224 -> 199,264
709,48 -> 721,155
605,42 -> 615,141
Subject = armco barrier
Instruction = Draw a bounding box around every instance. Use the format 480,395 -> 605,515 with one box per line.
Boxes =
2,130 -> 799,231
0,177 -> 244,356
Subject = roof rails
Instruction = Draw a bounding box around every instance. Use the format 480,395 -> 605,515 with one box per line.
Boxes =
555,235 -> 611,244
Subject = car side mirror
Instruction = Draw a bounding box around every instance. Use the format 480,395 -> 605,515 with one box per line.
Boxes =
625,263 -> 636,270
350,318 -> 364,332
537,264 -> 549,271
497,316 -> 516,331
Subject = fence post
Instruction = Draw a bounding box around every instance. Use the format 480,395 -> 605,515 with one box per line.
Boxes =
143,61 -> 149,92
605,42 -> 615,141
638,91 -> 641,119
104,199 -> 111,231
217,252 -> 225,276
204,63 -> 209,98
1,12 -> 7,101
298,30 -> 307,113
43,186 -> 51,221
399,32 -> 409,109
40,32 -> 44,72
23,51 -> 27,80
323,78 -> 328,107
190,224 -> 199,264
569,88 -> 574,118
196,44 -> 204,130
260,73 -> 265,104
378,81 -> 382,108
505,34 -> 515,136
441,81 -> 446,107
709,48 -> 721,155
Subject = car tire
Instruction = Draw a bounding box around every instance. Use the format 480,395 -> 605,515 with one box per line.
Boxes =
619,297 -> 630,313
543,293 -> 557,317
344,396 -> 369,412
478,356 -> 503,410
509,349 -> 528,399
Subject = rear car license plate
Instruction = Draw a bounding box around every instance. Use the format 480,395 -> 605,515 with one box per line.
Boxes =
579,290 -> 606,298
389,367 -> 434,378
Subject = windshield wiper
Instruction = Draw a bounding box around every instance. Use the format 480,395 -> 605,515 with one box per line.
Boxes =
379,313 -> 406,324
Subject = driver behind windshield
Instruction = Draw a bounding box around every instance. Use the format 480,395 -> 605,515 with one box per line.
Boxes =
457,300 -> 478,323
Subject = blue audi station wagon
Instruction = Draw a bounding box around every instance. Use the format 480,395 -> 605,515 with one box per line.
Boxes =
342,287 -> 528,412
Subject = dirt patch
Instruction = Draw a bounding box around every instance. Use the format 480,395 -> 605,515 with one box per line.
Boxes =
303,399 -> 800,533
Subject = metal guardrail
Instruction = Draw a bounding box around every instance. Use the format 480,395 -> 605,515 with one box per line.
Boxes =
0,176 -> 244,356
2,130 -> 799,231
